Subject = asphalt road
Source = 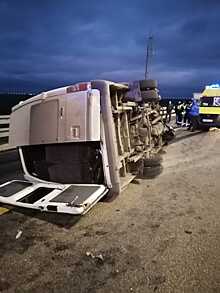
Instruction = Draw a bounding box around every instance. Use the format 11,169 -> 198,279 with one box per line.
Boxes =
0,129 -> 220,293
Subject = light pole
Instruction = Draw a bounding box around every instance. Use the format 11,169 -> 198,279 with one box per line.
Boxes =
145,35 -> 154,80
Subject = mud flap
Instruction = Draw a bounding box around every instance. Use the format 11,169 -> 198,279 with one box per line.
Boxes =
0,180 -> 108,215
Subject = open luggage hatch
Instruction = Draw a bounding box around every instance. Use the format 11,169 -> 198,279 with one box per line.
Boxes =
0,180 -> 108,215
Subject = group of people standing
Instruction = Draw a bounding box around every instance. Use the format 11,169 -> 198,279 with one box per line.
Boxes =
165,99 -> 200,131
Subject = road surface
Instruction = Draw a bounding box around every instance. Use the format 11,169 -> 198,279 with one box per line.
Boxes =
0,129 -> 220,293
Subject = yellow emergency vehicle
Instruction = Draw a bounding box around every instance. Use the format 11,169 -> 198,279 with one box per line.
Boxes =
199,84 -> 220,130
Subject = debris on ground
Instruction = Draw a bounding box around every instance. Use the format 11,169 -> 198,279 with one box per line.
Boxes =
86,251 -> 104,264
132,179 -> 141,185
15,230 -> 23,240
95,254 -> 104,263
184,230 -> 193,234
0,207 -> 10,215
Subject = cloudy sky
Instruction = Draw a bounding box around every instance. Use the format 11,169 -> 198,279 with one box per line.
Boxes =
0,0 -> 220,96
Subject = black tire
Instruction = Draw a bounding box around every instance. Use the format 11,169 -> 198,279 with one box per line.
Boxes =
139,79 -> 158,90
144,156 -> 162,167
141,90 -> 159,102
142,165 -> 163,179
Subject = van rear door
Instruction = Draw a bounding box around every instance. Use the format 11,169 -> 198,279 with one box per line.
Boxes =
0,180 -> 108,215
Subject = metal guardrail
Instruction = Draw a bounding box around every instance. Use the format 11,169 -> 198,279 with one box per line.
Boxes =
0,115 -> 10,139
160,107 -> 176,118
0,115 -> 10,151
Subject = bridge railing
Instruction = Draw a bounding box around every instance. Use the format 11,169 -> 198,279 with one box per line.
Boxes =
0,115 -> 10,151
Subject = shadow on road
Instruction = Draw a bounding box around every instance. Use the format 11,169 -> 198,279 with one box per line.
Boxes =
169,130 -> 205,145
1,203 -> 81,228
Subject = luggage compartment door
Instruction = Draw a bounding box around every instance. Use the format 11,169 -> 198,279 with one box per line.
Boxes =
0,180 -> 108,215
30,99 -> 59,145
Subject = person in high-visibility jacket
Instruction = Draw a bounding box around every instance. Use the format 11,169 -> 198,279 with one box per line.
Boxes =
176,101 -> 184,126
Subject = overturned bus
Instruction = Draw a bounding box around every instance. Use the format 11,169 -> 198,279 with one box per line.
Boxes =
0,80 -> 168,215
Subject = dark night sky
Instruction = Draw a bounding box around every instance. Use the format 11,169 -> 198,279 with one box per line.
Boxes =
0,0 -> 220,97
